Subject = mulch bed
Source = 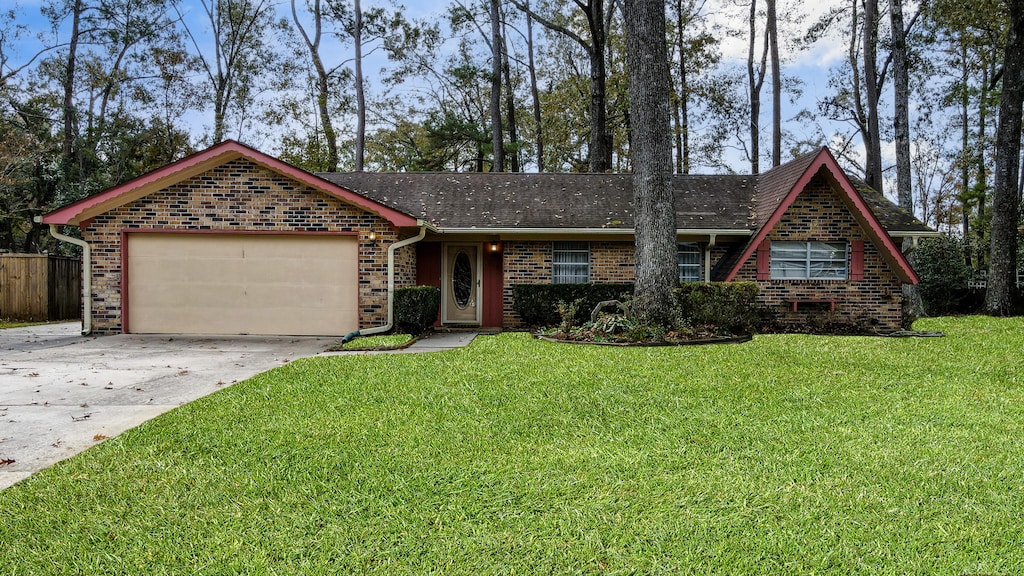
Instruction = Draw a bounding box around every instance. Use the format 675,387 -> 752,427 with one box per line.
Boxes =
534,333 -> 753,346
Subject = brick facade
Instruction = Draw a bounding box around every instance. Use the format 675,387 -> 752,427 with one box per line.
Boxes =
83,159 -> 414,334
496,177 -> 906,332
732,175 -> 904,332
500,240 -> 637,327
76,159 -> 908,335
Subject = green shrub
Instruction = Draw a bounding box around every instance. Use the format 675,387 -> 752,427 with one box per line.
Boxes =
913,235 -> 971,315
512,283 -> 634,327
394,286 -> 441,334
671,282 -> 762,335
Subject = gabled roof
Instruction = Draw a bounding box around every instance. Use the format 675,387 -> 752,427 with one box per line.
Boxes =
721,147 -> 920,283
320,159 -> 932,240
317,172 -> 756,231
42,140 -> 418,227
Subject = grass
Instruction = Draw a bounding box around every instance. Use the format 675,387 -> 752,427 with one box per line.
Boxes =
334,333 -> 416,350
1,316 -> 1022,574
0,319 -> 48,329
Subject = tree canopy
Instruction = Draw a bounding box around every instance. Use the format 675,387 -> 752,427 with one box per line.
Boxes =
1,0 -> 1022,308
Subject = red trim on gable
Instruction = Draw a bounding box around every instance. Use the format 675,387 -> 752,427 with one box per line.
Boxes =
724,148 -> 919,284
42,140 -> 417,228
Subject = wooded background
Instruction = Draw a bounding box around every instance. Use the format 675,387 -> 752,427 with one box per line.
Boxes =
1,0 -> 1021,306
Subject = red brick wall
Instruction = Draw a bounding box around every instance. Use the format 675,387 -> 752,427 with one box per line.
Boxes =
591,241 -> 635,282
502,241 -> 550,327
500,240 -> 637,327
732,175 -> 905,332
83,159 -> 414,334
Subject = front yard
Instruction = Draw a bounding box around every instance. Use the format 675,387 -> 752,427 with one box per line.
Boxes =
1,317 -> 1021,574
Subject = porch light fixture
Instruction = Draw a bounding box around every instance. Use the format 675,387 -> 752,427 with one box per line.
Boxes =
367,231 -> 377,241
488,240 -> 502,253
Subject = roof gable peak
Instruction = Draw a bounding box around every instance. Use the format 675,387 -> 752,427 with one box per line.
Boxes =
725,147 -> 919,284
43,140 -> 417,227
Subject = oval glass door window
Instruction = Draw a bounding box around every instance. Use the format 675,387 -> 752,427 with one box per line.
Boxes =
452,251 -> 473,308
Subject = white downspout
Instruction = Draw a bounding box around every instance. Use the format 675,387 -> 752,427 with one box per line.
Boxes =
346,224 -> 428,340
47,224 -> 92,335
704,233 -> 717,282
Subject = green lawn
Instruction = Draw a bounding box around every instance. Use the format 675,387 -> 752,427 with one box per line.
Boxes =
2,317 -> 1022,574
335,333 -> 416,350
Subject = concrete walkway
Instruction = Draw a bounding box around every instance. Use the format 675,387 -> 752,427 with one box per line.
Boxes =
1,325 -> 480,490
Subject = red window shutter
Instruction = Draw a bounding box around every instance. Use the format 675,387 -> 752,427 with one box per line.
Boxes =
850,240 -> 865,281
756,239 -> 771,280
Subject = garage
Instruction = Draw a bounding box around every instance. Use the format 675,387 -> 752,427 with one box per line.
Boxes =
126,233 -> 359,336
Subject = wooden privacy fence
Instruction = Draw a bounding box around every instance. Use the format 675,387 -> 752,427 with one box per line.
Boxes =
0,254 -> 82,321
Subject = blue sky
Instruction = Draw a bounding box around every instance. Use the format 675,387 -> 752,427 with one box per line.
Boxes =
4,0 -> 869,178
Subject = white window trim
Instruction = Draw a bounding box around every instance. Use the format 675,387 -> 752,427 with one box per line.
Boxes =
770,241 -> 849,280
678,242 -> 703,283
553,241 -> 590,283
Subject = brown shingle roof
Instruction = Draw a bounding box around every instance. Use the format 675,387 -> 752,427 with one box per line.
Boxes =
854,183 -> 933,234
318,155 -> 932,235
318,172 -> 756,230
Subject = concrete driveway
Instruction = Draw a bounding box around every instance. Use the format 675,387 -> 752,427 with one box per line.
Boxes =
0,323 -> 333,490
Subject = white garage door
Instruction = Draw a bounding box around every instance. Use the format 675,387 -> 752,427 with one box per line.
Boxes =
127,233 -> 359,336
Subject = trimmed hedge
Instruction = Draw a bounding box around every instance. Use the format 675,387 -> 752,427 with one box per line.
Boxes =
394,286 -> 441,334
671,282 -> 762,334
512,283 -> 634,327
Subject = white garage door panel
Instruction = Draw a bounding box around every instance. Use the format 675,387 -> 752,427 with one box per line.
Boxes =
128,234 -> 359,336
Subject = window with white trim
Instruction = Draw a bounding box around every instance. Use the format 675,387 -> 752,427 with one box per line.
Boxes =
678,242 -> 702,283
770,241 -> 848,279
552,241 -> 590,283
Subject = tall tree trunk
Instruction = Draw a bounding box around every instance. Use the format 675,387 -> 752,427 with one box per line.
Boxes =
960,46 -> 972,267
588,0 -> 611,172
985,0 -> 1024,315
63,0 -> 82,165
501,19 -> 520,172
676,0 -> 691,174
863,0 -> 883,190
291,0 -> 340,171
624,0 -> 676,325
489,0 -> 504,172
525,3 -> 544,172
975,63 -> 990,267
354,0 -> 366,171
673,82 -> 683,173
767,0 -> 781,167
890,0 -> 923,319
891,0 -> 912,213
512,0 -> 611,172
747,0 -> 767,175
